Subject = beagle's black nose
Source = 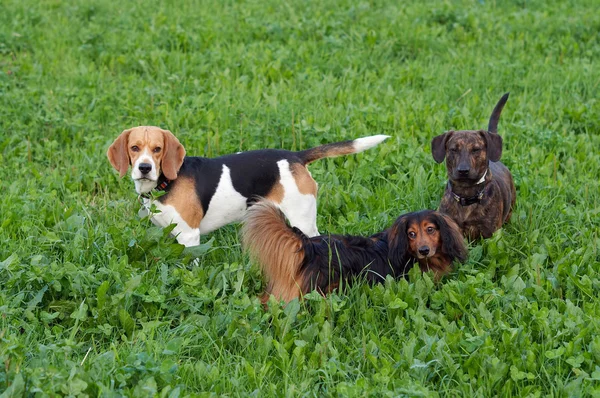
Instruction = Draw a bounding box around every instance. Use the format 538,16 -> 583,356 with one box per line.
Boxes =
139,163 -> 152,174
418,246 -> 430,256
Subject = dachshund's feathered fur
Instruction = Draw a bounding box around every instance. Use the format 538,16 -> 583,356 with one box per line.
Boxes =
242,201 -> 468,303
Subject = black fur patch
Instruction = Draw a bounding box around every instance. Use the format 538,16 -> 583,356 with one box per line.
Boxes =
163,150 -> 304,214
297,210 -> 467,293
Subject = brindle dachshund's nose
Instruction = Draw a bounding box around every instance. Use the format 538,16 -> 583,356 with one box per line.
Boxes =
139,163 -> 152,174
457,165 -> 470,176
418,246 -> 430,256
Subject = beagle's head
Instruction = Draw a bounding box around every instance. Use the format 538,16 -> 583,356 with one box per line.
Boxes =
107,126 -> 186,193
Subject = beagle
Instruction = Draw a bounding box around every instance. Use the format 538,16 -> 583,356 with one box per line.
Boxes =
107,126 -> 389,247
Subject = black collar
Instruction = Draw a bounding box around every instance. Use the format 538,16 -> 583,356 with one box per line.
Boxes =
448,170 -> 488,206
139,177 -> 171,199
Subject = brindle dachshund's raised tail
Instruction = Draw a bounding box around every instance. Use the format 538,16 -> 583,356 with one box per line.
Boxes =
488,93 -> 510,134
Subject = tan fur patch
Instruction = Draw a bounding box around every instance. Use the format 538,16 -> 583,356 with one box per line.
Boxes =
299,140 -> 356,164
127,127 -> 166,174
242,201 -> 306,302
107,128 -> 132,177
290,163 -> 317,196
407,220 -> 441,259
107,126 -> 185,180
417,255 -> 452,282
163,177 -> 203,228
265,181 -> 285,204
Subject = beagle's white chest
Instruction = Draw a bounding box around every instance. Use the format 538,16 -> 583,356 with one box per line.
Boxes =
140,198 -> 201,247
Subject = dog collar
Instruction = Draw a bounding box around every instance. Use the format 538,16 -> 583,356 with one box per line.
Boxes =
476,169 -> 488,185
449,185 -> 485,206
139,178 -> 171,200
448,169 -> 488,206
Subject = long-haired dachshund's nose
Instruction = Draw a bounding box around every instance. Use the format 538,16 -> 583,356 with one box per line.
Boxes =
418,246 -> 430,256
139,163 -> 152,174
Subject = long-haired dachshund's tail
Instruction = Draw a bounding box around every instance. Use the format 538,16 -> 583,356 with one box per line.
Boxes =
296,135 -> 389,165
488,92 -> 510,134
241,200 -> 307,303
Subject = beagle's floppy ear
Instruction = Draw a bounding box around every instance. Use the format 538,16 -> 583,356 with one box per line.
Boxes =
161,129 -> 186,180
387,214 -> 411,272
436,213 -> 468,263
480,130 -> 503,162
107,129 -> 132,178
431,131 -> 453,163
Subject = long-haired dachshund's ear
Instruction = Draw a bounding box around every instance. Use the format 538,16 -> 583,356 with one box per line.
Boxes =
436,213 -> 468,263
480,130 -> 503,162
387,214 -> 410,270
107,129 -> 132,178
431,131 -> 453,163
161,129 -> 186,180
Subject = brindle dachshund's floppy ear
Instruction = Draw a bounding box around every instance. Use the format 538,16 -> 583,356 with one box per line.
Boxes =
480,130 -> 503,162
161,129 -> 186,180
431,131 -> 453,163
107,128 -> 133,178
387,214 -> 410,270
436,213 -> 468,263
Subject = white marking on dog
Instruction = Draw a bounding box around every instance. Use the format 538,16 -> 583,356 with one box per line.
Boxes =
200,165 -> 248,234
143,198 -> 200,247
132,148 -> 159,194
353,135 -> 390,152
134,179 -> 158,194
141,161 -> 322,245
476,169 -> 488,185
277,160 -> 319,237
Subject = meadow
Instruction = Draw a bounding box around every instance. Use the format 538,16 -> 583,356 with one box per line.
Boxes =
1,0 -> 599,395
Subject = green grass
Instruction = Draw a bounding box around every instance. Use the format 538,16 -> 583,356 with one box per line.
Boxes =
1,0 -> 599,395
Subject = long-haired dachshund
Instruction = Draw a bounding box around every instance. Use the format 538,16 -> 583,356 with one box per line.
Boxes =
242,201 -> 467,303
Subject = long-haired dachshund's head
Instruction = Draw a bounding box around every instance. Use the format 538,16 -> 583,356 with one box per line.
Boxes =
388,210 -> 468,279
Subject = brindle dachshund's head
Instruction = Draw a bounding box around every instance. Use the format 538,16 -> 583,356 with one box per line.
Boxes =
431,93 -> 509,184
431,129 -> 502,183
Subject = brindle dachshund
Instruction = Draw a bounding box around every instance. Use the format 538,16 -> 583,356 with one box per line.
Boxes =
431,93 -> 516,240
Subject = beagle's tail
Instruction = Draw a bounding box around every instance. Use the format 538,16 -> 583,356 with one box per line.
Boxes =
488,92 -> 510,134
241,200 -> 307,303
296,135 -> 389,165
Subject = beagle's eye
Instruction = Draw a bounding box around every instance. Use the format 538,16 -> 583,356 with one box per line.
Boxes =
472,147 -> 481,153
131,145 -> 140,152
153,147 -> 162,153
449,147 -> 459,153
408,231 -> 417,239
426,226 -> 436,234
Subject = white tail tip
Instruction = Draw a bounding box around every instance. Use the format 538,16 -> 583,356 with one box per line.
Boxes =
352,135 -> 390,152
